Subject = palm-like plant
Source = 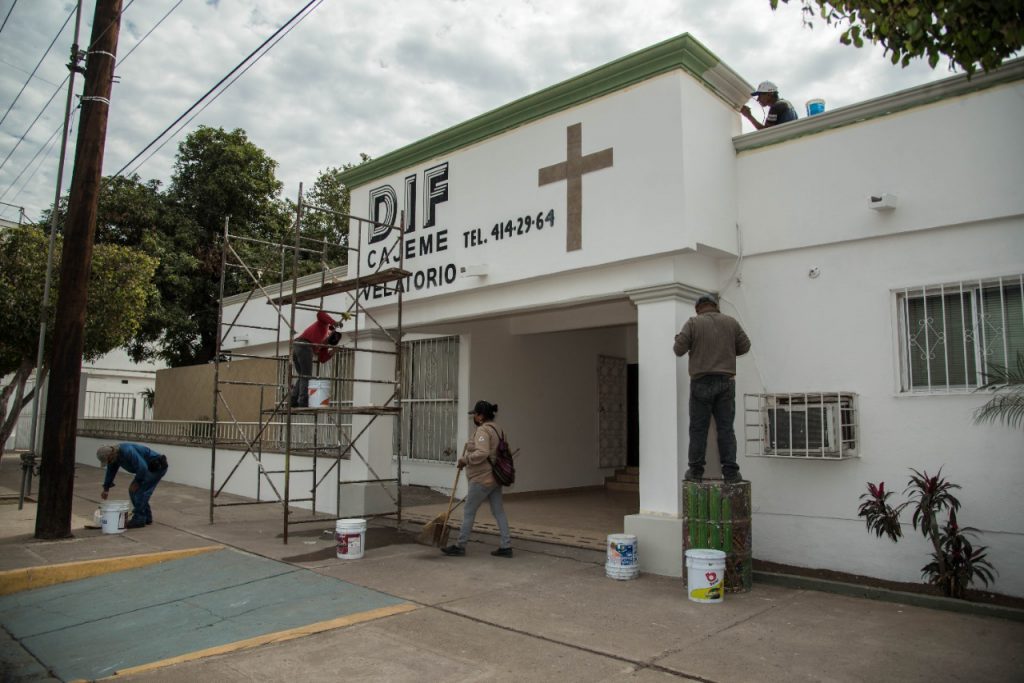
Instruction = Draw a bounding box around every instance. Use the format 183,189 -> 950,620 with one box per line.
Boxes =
857,468 -> 997,599
974,351 -> 1024,430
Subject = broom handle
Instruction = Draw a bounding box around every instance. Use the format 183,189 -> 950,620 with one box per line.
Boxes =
442,445 -> 466,524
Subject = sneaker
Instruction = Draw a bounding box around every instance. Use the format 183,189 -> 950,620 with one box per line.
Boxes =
491,547 -> 513,558
723,472 -> 743,484
126,518 -> 146,529
440,544 -> 465,556
684,469 -> 704,482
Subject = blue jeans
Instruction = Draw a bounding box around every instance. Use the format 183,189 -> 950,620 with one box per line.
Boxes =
688,374 -> 739,476
457,481 -> 511,549
290,342 -> 313,407
130,466 -> 167,524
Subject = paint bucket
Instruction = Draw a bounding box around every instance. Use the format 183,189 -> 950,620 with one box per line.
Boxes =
806,98 -> 825,116
100,500 -> 130,534
685,549 -> 726,603
308,378 -> 331,408
336,518 -> 367,560
605,533 -> 639,580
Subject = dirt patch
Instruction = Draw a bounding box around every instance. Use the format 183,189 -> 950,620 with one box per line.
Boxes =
754,559 -> 1024,610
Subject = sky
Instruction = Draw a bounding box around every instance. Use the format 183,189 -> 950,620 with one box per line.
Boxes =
0,0 -> 960,224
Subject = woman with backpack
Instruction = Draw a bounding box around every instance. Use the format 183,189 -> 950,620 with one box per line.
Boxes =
441,400 -> 513,558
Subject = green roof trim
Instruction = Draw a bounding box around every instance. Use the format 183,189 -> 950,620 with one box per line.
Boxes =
340,33 -> 747,189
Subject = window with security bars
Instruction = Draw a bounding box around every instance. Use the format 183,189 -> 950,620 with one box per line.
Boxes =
398,336 -> 459,462
897,275 -> 1024,392
744,392 -> 858,459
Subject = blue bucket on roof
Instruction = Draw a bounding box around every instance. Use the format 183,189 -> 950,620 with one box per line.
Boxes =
806,98 -> 825,116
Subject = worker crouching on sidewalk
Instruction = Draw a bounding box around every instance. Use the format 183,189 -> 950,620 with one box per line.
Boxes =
96,443 -> 169,528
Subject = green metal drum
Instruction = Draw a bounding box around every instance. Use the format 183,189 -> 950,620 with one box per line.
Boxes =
682,480 -> 752,593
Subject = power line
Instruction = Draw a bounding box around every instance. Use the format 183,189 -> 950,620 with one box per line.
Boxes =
123,0 -> 324,178
117,0 -> 183,65
0,6 -> 75,129
0,0 -> 18,36
0,119 -> 66,208
112,0 -> 323,180
0,0 -> 161,201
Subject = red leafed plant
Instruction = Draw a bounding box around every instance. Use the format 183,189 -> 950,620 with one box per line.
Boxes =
857,468 -> 996,599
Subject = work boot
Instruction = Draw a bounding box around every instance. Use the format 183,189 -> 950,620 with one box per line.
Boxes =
491,547 -> 513,558
684,468 -> 703,482
126,518 -> 146,529
440,544 -> 465,556
723,471 -> 743,484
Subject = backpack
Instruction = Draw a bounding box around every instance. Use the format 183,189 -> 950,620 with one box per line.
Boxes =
487,425 -> 516,486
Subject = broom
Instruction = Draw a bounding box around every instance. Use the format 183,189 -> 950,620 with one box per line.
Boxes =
418,453 -> 465,547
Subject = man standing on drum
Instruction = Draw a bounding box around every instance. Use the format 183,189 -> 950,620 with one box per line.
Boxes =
673,294 -> 751,483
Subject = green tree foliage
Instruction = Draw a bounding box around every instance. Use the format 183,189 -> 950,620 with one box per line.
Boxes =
0,225 -> 158,449
291,154 -> 372,272
772,0 -> 1024,75
45,127 -> 367,368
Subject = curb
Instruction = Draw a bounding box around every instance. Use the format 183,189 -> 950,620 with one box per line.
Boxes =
0,545 -> 223,596
754,570 -> 1024,623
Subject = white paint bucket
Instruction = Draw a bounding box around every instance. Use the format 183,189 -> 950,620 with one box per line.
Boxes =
605,533 -> 639,580
335,518 -> 367,560
100,500 -> 130,534
308,379 -> 331,408
685,549 -> 726,603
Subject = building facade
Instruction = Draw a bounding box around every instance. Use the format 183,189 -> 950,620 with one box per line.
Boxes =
221,35 -> 1024,595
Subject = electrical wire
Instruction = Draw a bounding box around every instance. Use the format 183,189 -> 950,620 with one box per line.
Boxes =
117,0 -> 183,65
112,0 -> 323,180
0,6 -> 75,129
0,0 -> 163,201
121,0 -> 324,179
0,120 -> 65,206
0,0 -> 18,36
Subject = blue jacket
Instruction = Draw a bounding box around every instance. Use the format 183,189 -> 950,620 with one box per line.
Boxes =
102,443 -> 163,491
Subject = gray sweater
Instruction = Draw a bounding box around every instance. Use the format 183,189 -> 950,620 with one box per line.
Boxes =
673,311 -> 751,378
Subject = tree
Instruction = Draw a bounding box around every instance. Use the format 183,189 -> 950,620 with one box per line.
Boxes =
292,154 -> 372,271
772,1 -> 1024,75
0,225 -> 158,453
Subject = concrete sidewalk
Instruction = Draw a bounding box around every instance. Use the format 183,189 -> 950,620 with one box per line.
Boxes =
1,457 -> 1022,682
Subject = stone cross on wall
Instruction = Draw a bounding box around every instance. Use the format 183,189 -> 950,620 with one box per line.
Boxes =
538,123 -> 613,252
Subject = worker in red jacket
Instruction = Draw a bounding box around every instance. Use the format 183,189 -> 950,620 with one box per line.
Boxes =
290,311 -> 341,407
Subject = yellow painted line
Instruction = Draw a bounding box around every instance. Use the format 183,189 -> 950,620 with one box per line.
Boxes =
0,546 -> 223,596
101,602 -> 419,679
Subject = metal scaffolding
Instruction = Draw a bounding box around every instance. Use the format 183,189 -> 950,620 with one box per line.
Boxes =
210,186 -> 409,543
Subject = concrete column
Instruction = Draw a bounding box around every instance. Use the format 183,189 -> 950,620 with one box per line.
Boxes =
623,283 -> 702,577
343,329 -> 399,517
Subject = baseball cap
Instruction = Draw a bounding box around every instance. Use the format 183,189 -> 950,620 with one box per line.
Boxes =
468,400 -> 492,415
695,294 -> 719,308
751,80 -> 778,96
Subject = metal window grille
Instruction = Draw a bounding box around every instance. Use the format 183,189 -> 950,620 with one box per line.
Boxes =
897,275 -> 1024,393
84,391 -> 138,419
744,392 -> 858,459
399,336 -> 459,462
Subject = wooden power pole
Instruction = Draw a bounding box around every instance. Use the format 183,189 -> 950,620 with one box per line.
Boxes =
35,0 -> 124,539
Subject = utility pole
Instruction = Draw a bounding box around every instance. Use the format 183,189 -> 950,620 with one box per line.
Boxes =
35,0 -> 123,539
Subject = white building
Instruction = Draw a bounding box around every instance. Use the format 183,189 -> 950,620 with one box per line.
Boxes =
220,34 -> 1024,595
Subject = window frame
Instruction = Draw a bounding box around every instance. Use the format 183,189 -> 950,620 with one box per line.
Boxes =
895,275 -> 1024,394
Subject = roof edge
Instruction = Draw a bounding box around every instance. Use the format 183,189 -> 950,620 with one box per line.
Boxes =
340,33 -> 752,189
734,56 -> 1024,152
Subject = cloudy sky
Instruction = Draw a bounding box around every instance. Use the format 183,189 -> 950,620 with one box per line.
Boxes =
0,0 -> 958,223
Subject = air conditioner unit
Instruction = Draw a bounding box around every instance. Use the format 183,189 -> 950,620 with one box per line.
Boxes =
762,393 -> 856,458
